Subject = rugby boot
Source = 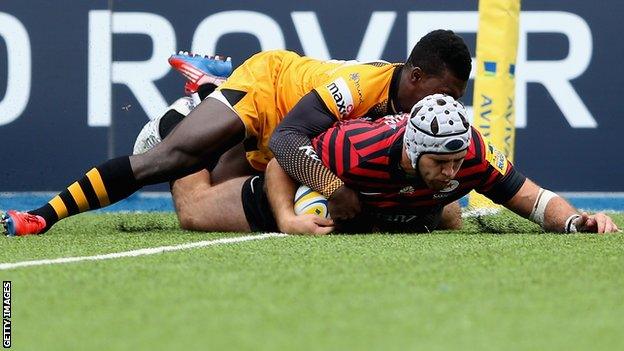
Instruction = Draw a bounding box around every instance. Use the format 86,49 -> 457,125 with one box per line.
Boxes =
168,52 -> 232,95
2,210 -> 47,236
133,96 -> 195,155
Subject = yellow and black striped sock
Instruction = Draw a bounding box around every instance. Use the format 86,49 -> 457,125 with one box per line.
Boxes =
29,156 -> 141,231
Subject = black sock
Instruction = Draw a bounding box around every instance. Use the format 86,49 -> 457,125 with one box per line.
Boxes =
29,156 -> 141,231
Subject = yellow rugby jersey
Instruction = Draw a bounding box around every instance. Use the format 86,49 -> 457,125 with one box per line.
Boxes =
312,61 -> 401,120
218,50 -> 401,123
216,50 -> 401,170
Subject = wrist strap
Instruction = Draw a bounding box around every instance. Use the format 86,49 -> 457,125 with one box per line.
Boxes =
565,214 -> 581,233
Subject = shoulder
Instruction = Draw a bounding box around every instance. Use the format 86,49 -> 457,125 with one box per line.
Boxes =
465,127 -> 486,162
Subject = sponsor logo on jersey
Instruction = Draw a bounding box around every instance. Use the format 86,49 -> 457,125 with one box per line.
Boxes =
375,213 -> 419,223
349,73 -> 364,103
399,186 -> 415,194
383,113 -> 407,130
326,77 -> 354,118
485,143 -> 509,175
298,146 -> 321,162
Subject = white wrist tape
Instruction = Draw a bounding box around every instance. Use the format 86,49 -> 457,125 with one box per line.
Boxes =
565,214 -> 581,233
529,188 -> 558,228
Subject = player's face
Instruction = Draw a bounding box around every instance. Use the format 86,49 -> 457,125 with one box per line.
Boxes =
417,151 -> 467,191
402,68 -> 467,111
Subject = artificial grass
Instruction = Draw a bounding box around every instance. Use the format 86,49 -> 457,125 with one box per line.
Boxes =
1,212 -> 623,351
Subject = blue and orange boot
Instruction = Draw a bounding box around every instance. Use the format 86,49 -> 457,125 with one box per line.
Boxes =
132,52 -> 233,155
2,210 -> 47,236
168,51 -> 233,96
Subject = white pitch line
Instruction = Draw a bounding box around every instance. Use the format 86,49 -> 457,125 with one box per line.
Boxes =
0,232 -> 288,271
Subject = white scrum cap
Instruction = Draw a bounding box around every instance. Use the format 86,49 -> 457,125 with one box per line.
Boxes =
403,94 -> 471,168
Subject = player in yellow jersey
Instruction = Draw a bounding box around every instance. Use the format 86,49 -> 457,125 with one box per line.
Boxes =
3,30 -> 471,236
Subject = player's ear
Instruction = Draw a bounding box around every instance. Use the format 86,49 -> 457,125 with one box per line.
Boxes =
411,67 -> 424,83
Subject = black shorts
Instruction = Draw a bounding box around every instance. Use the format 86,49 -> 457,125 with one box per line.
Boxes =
367,208 -> 443,233
241,174 -> 443,234
241,175 -> 278,232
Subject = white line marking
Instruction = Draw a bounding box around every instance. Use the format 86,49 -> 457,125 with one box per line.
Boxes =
0,232 -> 287,271
462,207 -> 501,218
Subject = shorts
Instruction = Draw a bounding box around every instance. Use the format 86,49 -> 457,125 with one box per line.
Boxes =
241,174 -> 443,234
367,208 -> 443,233
210,51 -> 301,172
241,175 -> 278,232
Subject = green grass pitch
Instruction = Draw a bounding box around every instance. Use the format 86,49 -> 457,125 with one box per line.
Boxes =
1,211 -> 624,351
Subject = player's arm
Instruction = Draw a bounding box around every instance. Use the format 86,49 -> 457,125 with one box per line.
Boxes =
264,159 -> 335,235
503,178 -> 620,233
475,132 -> 619,234
269,91 -> 360,221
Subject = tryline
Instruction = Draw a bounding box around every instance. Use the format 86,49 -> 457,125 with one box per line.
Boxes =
0,233 -> 288,270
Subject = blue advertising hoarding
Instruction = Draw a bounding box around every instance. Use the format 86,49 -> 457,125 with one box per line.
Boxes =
0,0 -> 621,191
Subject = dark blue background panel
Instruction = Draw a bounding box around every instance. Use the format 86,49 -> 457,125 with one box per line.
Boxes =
0,1 -> 621,191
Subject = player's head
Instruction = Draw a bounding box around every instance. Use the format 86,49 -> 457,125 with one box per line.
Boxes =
398,30 -> 471,113
403,94 -> 471,190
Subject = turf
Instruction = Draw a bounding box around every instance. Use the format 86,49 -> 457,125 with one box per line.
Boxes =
1,211 -> 624,351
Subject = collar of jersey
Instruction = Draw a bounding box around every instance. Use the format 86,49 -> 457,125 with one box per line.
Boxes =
388,65 -> 403,114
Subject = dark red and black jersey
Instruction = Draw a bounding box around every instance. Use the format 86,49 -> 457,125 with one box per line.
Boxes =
311,114 -> 526,217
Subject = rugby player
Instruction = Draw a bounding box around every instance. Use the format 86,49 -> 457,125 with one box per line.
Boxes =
3,29 -> 472,236
167,94 -> 620,234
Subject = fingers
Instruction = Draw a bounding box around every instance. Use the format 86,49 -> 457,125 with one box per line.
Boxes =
291,214 -> 335,235
313,216 -> 335,227
314,225 -> 335,235
310,215 -> 334,235
580,212 -> 621,234
593,213 -> 618,233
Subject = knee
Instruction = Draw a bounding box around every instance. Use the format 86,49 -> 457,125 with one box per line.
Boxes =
177,211 -> 220,232
132,145 -> 197,184
173,192 -> 202,231
177,211 -> 200,231
175,200 -> 209,231
174,193 -> 216,231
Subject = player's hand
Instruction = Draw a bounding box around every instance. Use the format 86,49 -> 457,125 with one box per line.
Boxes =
328,185 -> 361,220
280,214 -> 335,235
574,212 -> 621,233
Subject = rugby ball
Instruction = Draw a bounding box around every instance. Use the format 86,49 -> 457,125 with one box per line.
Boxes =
294,185 -> 330,218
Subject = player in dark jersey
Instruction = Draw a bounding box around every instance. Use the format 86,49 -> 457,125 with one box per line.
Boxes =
261,94 -> 619,233
155,94 -> 619,234
272,94 -> 521,232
